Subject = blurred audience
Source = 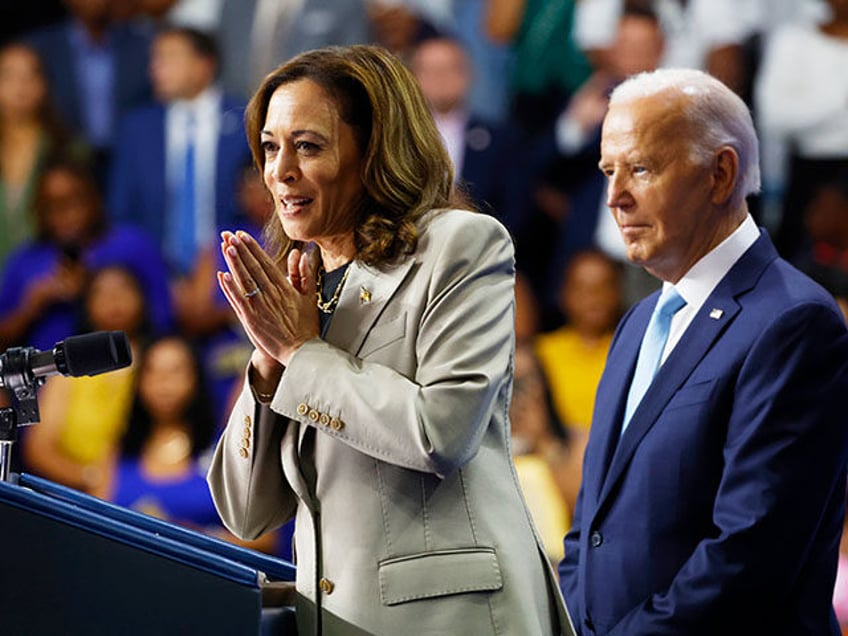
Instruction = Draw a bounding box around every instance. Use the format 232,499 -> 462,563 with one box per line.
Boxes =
754,0 -> 848,263
529,6 -> 665,317
0,158 -> 172,352
22,264 -> 150,493
22,0 -> 153,186
535,249 -> 622,433
450,0 -> 514,124
217,0 -> 371,102
514,270 -> 542,345
103,334 -> 278,553
510,342 -> 585,565
573,0 -> 751,96
793,171 -> 848,323
174,161 -> 272,426
0,41 -> 89,268
107,25 -> 251,279
409,33 -> 528,234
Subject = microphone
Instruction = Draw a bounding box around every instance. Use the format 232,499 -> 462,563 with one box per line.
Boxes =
0,331 -> 133,389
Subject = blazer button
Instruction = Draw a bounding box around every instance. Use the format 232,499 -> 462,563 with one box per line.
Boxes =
319,413 -> 330,426
308,409 -> 320,422
243,415 -> 252,427
330,418 -> 344,431
319,577 -> 335,594
239,447 -> 249,459
590,531 -> 603,548
297,403 -> 308,416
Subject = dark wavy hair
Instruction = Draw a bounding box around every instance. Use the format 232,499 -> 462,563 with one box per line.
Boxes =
120,335 -> 216,459
244,44 -> 473,268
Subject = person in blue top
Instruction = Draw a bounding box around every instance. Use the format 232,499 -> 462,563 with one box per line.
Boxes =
0,157 -> 173,352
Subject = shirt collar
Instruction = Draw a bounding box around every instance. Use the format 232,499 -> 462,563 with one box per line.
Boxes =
170,84 -> 222,120
672,213 -> 760,309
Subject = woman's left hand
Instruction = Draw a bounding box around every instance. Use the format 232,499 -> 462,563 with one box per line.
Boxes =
218,230 -> 319,367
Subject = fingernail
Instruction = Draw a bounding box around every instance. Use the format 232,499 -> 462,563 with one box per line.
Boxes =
236,230 -> 250,242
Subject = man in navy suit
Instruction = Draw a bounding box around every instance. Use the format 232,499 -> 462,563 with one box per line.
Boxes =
558,67 -> 848,635
24,0 -> 153,184
107,26 -> 251,278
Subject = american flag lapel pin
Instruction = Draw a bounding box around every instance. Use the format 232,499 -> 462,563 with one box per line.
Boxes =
359,286 -> 371,304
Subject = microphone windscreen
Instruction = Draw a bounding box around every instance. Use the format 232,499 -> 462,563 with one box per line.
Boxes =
62,331 -> 133,377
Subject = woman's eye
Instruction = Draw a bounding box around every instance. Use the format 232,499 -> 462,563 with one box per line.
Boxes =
261,140 -> 277,153
295,141 -> 318,152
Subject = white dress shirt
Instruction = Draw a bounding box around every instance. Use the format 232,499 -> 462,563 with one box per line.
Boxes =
166,85 -> 222,251
662,214 -> 760,363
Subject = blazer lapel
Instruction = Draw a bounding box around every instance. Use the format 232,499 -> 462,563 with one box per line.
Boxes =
596,230 -> 779,510
323,257 -> 415,355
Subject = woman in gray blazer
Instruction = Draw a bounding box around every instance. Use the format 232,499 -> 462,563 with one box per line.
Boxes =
208,44 -> 574,636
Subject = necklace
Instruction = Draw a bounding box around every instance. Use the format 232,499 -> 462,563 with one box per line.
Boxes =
315,265 -> 351,314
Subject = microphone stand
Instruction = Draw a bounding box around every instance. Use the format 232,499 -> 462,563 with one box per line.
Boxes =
0,346 -> 43,483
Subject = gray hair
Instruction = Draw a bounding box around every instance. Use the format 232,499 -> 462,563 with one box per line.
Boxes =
609,68 -> 761,207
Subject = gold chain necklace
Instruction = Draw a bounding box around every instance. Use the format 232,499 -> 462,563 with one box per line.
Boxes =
315,265 -> 351,314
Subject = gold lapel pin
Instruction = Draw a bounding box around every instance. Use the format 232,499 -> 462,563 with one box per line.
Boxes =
359,286 -> 371,304
709,308 -> 723,320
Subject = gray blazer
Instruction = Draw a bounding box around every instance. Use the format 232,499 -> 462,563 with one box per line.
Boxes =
208,209 -> 575,635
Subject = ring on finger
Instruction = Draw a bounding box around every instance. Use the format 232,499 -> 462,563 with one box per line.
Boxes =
244,286 -> 261,298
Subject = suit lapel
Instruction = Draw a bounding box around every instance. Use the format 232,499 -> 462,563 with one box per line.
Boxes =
595,230 -> 779,511
323,257 -> 415,356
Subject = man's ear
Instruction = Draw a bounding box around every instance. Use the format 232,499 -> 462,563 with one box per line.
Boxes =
711,146 -> 739,206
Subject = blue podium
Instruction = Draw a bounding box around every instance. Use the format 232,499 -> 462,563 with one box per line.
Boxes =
0,473 -> 296,635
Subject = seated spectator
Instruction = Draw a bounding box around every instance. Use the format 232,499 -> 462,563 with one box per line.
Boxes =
510,342 -> 585,565
0,40 -> 89,268
535,249 -> 623,432
103,334 -> 279,554
22,264 -> 151,493
0,158 -> 173,352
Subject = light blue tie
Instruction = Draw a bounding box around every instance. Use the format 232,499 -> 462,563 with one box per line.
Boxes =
622,286 -> 686,434
172,116 -> 196,274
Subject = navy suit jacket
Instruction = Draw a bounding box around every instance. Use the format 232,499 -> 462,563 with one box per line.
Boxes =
458,116 -> 531,236
24,20 -> 152,147
107,95 -> 251,254
559,230 -> 848,635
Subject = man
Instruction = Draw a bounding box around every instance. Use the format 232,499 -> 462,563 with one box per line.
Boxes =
107,26 -> 251,278
24,0 -> 153,184
409,34 -> 529,246
558,67 -> 848,635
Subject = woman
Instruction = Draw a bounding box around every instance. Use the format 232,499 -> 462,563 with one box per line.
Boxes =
23,264 -> 148,493
0,41 -> 88,267
107,335 -> 220,525
207,45 -> 574,635
0,158 -> 173,352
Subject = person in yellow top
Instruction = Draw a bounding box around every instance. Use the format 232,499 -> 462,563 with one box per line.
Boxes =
23,265 -> 148,495
535,249 -> 623,432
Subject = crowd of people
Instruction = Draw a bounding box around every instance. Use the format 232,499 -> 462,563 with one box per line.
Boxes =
1,0 -> 848,631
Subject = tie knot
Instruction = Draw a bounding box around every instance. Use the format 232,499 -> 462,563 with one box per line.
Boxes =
656,287 -> 686,319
